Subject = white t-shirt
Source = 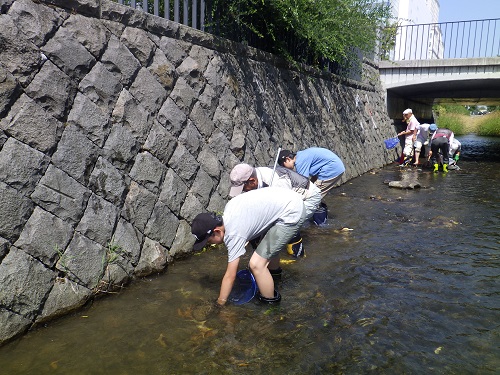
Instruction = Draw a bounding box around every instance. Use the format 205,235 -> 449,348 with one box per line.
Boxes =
255,167 -> 289,189
416,123 -> 431,143
223,187 -> 305,262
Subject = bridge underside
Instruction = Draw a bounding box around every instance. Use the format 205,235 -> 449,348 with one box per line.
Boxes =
379,57 -> 500,126
386,77 -> 500,124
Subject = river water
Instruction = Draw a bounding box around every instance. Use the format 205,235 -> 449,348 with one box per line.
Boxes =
0,134 -> 498,374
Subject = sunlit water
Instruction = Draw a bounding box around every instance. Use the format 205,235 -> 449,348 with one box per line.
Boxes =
0,135 -> 498,374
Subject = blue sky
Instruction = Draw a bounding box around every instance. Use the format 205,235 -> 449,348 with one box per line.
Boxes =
438,0 -> 500,22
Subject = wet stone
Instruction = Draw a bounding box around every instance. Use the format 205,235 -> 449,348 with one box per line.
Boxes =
57,233 -> 106,289
36,277 -> 92,324
0,246 -> 56,318
135,237 -> 169,277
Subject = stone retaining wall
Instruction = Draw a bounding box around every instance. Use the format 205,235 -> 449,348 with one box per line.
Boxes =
0,0 -> 399,345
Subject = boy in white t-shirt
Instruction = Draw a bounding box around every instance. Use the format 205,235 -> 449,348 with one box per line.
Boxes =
191,188 -> 306,305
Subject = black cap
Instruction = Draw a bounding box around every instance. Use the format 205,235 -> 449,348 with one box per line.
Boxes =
277,150 -> 295,166
191,212 -> 222,251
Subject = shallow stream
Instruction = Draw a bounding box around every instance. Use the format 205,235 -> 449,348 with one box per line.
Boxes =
0,135 -> 498,374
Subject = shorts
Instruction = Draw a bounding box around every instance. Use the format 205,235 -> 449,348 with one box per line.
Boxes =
403,138 -> 414,157
315,172 -> 344,199
414,140 -> 423,152
255,207 -> 306,259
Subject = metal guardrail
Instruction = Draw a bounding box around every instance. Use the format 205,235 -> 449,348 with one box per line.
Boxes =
389,18 -> 500,60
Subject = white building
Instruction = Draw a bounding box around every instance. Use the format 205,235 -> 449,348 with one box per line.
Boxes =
388,0 -> 444,60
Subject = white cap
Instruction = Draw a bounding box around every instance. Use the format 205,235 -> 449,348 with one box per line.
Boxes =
403,108 -> 412,115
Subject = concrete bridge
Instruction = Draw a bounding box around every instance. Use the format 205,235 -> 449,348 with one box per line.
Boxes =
379,57 -> 500,123
378,18 -> 500,125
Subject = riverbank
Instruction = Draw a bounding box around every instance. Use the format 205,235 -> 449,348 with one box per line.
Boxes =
437,111 -> 500,136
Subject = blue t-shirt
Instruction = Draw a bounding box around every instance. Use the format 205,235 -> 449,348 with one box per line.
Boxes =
295,147 -> 345,180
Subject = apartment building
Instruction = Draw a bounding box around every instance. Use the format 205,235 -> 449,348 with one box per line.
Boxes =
388,0 -> 444,60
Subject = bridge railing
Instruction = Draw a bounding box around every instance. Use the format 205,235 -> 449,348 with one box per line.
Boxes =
388,18 -> 500,61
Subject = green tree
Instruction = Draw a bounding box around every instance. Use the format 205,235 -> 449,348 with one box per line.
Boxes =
208,0 -> 391,72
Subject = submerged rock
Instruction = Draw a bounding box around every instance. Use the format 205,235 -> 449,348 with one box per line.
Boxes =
386,170 -> 421,189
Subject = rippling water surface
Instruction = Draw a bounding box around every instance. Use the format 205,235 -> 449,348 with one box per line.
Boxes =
0,135 -> 498,374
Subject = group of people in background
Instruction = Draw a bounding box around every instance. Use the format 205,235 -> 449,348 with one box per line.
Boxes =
191,147 -> 345,306
398,108 -> 462,172
189,108 -> 462,307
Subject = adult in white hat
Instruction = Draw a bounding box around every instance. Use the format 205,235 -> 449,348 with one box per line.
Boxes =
398,108 -> 420,166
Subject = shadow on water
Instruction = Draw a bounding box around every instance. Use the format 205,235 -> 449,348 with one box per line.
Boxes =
0,135 -> 499,374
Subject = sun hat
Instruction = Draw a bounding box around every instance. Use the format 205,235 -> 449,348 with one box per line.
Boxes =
229,163 -> 254,197
191,212 -> 222,251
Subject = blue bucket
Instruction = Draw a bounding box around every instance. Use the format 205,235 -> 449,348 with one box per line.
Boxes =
228,269 -> 257,305
384,137 -> 399,149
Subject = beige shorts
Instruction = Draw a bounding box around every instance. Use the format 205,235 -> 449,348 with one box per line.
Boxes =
314,173 -> 344,199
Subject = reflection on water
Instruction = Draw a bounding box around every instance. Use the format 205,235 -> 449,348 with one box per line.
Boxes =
0,135 -> 499,374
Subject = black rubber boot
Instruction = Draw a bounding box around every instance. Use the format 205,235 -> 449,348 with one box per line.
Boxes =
269,267 -> 283,281
257,290 -> 281,304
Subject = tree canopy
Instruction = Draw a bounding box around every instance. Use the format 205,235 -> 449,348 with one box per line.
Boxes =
208,0 -> 392,72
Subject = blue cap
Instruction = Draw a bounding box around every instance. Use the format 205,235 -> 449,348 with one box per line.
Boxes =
429,124 -> 437,132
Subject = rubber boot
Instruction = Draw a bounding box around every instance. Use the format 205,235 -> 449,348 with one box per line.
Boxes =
269,267 -> 283,281
433,163 -> 439,172
286,233 -> 305,257
443,164 -> 448,173
257,289 -> 281,304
